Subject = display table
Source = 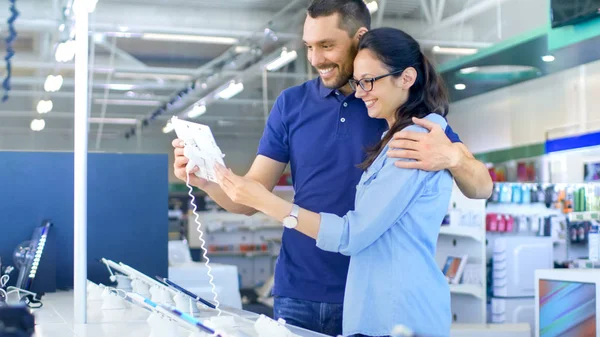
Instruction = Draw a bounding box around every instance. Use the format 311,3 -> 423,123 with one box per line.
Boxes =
31,291 -> 328,337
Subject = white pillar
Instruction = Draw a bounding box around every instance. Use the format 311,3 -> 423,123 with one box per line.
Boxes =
578,65 -> 588,134
74,0 -> 89,325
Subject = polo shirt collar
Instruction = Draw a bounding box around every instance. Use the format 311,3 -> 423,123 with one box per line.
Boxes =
317,77 -> 339,98
317,78 -> 358,100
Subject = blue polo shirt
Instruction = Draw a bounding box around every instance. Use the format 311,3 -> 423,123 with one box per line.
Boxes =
257,77 -> 461,303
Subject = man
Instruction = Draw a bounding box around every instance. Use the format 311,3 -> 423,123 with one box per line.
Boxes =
173,0 -> 493,335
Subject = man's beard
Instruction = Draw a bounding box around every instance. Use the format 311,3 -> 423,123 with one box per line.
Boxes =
320,65 -> 353,89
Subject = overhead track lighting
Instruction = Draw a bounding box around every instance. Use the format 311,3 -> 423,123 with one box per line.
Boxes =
141,33 -> 238,45
454,83 -> 466,90
163,122 -> 174,134
216,81 -> 244,100
542,55 -> 555,62
37,100 -> 53,114
366,1 -> 378,14
44,75 -> 63,92
31,119 -> 46,131
55,40 -> 76,62
187,104 -> 207,118
432,46 -> 478,56
265,48 -> 298,72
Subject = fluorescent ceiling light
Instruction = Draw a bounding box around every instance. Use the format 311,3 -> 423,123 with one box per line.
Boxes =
235,46 -> 251,53
542,55 -> 555,62
37,100 -> 53,114
72,0 -> 98,14
366,1 -> 378,14
114,72 -> 192,81
454,83 -> 466,90
432,46 -> 478,56
459,67 -> 480,74
93,99 -> 160,106
55,40 -> 76,62
89,117 -> 138,125
217,81 -> 244,100
44,75 -> 63,92
141,33 -> 238,45
188,104 -> 207,118
107,84 -> 136,91
266,49 -> 298,71
163,122 -> 174,134
31,119 -> 45,131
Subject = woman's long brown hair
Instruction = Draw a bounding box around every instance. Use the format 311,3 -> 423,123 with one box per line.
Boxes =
357,28 -> 450,170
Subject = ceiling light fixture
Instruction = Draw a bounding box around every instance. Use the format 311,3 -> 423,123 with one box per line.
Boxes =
266,48 -> 298,71
187,104 -> 207,118
454,83 -> 466,90
44,75 -> 63,92
542,55 -> 555,62
31,119 -> 46,131
366,1 -> 378,14
432,45 -> 478,56
55,40 -> 76,62
216,81 -> 244,100
93,99 -> 160,106
37,100 -> 53,114
163,122 -> 174,134
141,33 -> 239,45
459,67 -> 480,74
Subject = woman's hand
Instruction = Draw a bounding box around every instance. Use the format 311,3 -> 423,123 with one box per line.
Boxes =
214,163 -> 268,210
172,138 -> 214,189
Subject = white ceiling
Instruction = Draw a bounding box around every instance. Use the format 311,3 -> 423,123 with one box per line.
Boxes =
0,0 -> 545,152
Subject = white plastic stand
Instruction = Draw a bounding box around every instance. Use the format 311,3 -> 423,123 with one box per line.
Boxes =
149,285 -> 174,305
132,279 -> 151,298
174,293 -> 196,314
87,282 -> 105,301
101,290 -> 128,321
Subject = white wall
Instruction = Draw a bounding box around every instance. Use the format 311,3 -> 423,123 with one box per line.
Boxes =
447,58 -> 600,154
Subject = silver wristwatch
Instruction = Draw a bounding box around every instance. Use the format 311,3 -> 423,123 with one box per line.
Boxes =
283,204 -> 300,229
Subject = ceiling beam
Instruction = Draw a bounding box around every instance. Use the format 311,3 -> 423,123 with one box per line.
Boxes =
423,0 -> 514,36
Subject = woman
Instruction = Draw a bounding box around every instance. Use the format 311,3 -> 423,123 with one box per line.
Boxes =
215,27 -> 453,337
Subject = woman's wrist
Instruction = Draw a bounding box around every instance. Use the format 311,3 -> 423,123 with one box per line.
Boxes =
254,191 -> 292,222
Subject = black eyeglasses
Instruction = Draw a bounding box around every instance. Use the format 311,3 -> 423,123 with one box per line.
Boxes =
348,69 -> 404,92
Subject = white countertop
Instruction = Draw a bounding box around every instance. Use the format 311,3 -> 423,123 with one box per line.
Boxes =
31,291 -> 326,337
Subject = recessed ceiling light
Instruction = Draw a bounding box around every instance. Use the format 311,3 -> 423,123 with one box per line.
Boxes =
454,83 -> 466,90
542,55 -> 555,62
459,67 -> 480,74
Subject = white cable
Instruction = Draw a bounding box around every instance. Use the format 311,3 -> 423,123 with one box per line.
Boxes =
186,172 -> 222,316
0,274 -> 9,302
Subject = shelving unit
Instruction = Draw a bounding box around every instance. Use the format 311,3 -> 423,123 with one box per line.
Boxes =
440,225 -> 485,242
449,284 -> 485,299
569,211 -> 600,221
436,183 -> 487,324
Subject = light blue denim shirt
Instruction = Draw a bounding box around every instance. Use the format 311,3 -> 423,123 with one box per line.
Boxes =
316,113 -> 453,337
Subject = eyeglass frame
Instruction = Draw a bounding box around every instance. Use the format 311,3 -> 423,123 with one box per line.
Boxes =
348,69 -> 405,92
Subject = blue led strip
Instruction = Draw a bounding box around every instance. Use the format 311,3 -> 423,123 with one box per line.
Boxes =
2,0 -> 19,102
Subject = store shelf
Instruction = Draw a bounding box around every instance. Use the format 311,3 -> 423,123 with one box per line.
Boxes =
439,226 -> 484,242
569,212 -> 600,221
449,284 -> 484,299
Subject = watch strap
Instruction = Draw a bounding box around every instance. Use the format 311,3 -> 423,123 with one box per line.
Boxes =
289,204 -> 300,218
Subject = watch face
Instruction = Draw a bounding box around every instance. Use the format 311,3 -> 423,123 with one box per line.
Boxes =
283,216 -> 297,228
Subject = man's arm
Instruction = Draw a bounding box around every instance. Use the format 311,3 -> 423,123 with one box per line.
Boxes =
173,139 -> 286,215
387,117 -> 493,199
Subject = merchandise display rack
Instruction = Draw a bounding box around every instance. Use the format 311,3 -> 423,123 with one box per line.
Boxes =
437,183 -> 487,324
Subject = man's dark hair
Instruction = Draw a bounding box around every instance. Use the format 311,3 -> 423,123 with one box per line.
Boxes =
307,0 -> 371,36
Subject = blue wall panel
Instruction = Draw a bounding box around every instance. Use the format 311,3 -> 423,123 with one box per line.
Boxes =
0,151 -> 168,289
